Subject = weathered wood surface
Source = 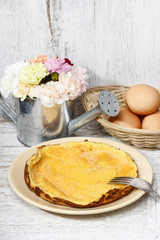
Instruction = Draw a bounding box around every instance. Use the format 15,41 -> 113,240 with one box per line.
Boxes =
0,119 -> 160,240
0,0 -> 160,239
1,0 -> 160,86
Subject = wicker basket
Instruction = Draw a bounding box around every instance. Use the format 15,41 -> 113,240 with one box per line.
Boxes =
81,85 -> 160,149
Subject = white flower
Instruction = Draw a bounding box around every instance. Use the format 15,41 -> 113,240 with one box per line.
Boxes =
0,59 -> 89,108
36,81 -> 69,108
59,66 -> 88,100
0,61 -> 29,98
13,82 -> 30,101
54,81 -> 69,104
59,70 -> 81,100
36,83 -> 55,107
69,66 -> 88,93
28,86 -> 37,99
13,82 -> 37,101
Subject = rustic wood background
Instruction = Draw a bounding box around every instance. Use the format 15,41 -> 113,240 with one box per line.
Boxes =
0,1 -> 160,240
1,0 -> 160,87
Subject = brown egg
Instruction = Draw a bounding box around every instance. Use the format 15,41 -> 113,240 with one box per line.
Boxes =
142,111 -> 160,130
125,84 -> 160,115
109,107 -> 141,129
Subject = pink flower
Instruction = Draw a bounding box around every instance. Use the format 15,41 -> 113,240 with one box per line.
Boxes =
59,66 -> 88,100
29,55 -> 48,64
44,57 -> 72,74
71,66 -> 88,93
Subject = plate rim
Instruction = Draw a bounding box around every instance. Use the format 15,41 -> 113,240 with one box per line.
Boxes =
8,136 -> 153,215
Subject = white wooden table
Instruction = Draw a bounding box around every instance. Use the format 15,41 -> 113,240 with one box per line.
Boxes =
0,117 -> 160,240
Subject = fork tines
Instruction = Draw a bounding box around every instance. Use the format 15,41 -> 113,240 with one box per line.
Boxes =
108,177 -> 134,185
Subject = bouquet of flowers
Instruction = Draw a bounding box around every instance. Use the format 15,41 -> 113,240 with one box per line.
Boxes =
0,55 -> 88,107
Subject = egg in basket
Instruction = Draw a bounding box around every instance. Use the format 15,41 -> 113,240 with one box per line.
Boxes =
82,84 -> 160,149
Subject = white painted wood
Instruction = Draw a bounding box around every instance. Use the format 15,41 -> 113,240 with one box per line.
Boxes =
0,120 -> 160,240
1,0 -> 160,117
0,0 -> 160,87
0,0 -> 160,239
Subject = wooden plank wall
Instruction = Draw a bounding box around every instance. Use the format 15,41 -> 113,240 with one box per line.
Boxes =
0,0 -> 160,117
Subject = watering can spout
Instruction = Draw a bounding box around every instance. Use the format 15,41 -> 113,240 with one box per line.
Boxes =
68,90 -> 120,135
0,93 -> 18,124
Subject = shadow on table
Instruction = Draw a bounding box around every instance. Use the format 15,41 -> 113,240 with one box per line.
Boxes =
46,193 -> 153,220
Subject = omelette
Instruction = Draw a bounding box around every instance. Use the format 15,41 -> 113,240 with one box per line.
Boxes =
24,141 -> 137,208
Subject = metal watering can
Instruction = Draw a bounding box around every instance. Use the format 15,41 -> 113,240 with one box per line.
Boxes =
0,91 -> 120,147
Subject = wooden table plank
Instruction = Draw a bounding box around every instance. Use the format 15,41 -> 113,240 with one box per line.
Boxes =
0,119 -> 160,240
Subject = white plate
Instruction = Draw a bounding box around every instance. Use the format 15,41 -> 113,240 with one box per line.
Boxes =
8,137 -> 153,215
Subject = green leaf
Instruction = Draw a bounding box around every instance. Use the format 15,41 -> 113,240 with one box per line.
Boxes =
51,72 -> 59,81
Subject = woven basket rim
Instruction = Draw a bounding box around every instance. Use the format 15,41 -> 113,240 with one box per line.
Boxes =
97,117 -> 160,134
82,85 -> 160,135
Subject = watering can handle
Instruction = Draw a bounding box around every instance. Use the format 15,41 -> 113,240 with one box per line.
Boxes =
0,93 -> 18,124
68,90 -> 120,135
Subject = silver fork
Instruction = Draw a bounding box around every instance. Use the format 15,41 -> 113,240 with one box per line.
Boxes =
108,177 -> 160,199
